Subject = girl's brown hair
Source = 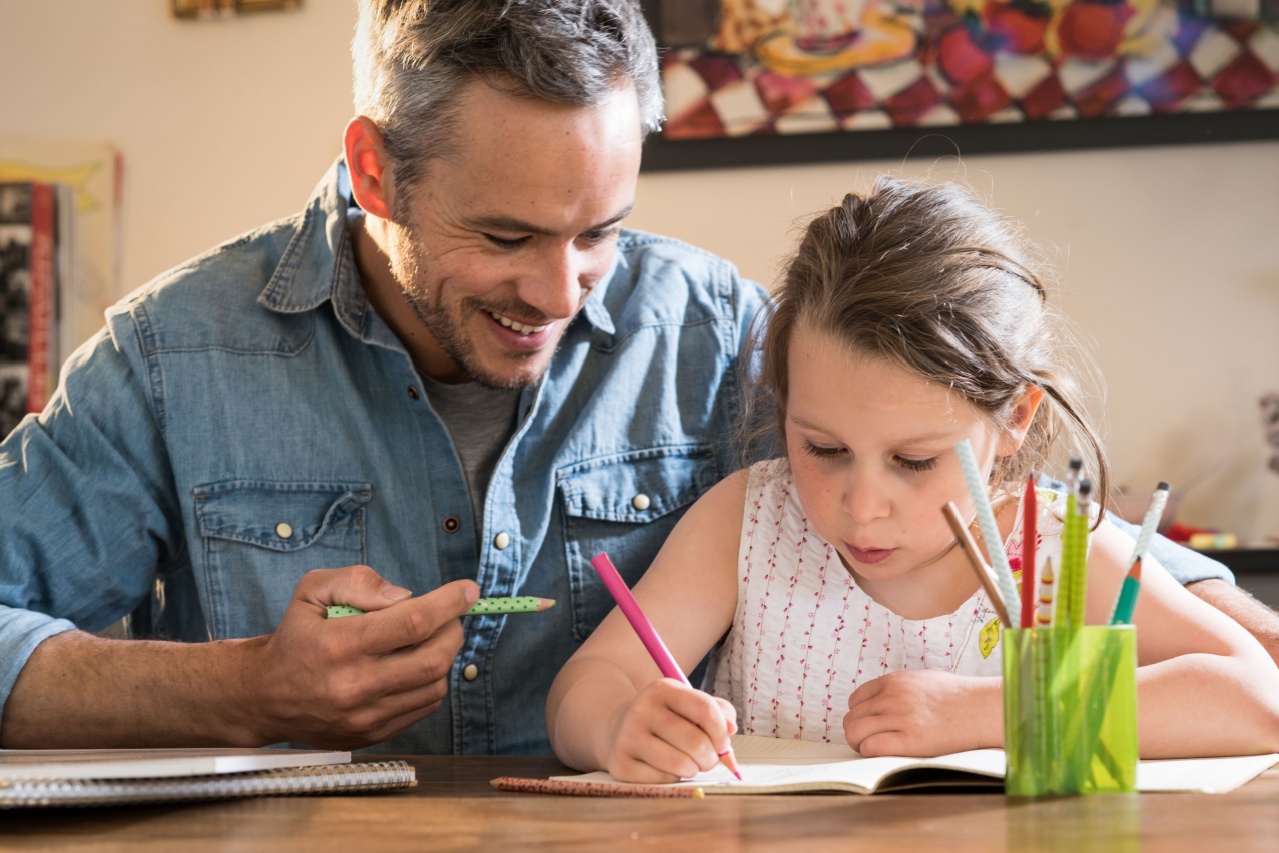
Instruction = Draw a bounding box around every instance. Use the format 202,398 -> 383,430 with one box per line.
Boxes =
740,177 -> 1109,510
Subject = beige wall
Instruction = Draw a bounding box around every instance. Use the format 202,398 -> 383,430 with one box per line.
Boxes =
4,1 -> 1278,540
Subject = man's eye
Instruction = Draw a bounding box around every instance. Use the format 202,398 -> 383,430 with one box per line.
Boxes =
801,440 -> 843,459
485,234 -> 526,249
896,456 -> 937,473
580,228 -> 619,245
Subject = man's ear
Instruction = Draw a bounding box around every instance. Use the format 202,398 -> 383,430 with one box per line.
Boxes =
997,385 -> 1046,457
343,116 -> 393,220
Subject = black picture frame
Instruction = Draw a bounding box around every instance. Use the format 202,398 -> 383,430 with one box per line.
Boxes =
639,1 -> 1279,172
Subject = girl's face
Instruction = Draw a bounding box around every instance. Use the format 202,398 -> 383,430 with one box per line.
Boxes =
784,324 -> 1029,607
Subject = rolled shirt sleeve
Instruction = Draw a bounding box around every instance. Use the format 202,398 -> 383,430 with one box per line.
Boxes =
1107,515 -> 1235,585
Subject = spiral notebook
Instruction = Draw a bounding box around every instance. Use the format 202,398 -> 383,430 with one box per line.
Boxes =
0,747 -> 416,808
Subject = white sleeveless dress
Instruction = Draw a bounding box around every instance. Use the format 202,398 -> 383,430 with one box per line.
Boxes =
706,458 -> 1058,745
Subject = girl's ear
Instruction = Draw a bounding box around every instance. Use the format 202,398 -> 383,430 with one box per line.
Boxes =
343,116 -> 393,221
997,386 -> 1045,457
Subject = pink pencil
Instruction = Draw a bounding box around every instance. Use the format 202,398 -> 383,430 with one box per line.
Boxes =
589,552 -> 742,780
1021,474 -> 1037,628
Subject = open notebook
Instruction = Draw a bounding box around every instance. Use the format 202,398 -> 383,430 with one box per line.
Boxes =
493,735 -> 1279,797
0,747 -> 416,808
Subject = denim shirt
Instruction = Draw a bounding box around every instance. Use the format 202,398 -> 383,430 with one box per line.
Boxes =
0,161 -> 768,754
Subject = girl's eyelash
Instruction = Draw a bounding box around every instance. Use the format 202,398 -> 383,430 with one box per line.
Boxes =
801,440 -> 843,459
800,440 -> 937,472
896,456 -> 937,472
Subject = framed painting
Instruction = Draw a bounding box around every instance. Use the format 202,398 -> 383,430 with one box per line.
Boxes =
640,0 -> 1279,170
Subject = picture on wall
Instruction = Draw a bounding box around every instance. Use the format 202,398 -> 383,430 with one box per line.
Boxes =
641,0 -> 1279,169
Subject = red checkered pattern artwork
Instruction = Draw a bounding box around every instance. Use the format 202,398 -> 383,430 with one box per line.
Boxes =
660,1 -> 1279,141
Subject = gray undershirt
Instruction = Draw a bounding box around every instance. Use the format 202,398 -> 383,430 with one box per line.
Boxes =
420,374 -> 522,546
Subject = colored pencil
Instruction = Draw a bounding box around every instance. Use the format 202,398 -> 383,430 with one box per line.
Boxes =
1109,558 -> 1144,625
1020,474 -> 1037,628
1067,479 -> 1093,628
325,596 -> 557,619
1057,456 -> 1083,627
589,552 -> 742,781
1127,482 -> 1171,568
954,440 -> 1021,627
1036,556 -> 1056,626
942,501 -> 1013,628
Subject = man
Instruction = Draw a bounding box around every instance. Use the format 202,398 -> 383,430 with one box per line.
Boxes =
0,0 -> 1270,755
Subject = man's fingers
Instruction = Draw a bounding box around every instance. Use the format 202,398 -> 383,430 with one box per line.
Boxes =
357,580 -> 480,655
295,565 -> 413,614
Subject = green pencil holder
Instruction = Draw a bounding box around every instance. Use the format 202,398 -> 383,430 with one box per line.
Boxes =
1002,626 -> 1138,796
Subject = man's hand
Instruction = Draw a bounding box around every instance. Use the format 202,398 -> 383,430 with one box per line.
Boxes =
844,670 -> 1001,757
1,566 -> 477,750
245,566 -> 479,749
604,678 -> 737,783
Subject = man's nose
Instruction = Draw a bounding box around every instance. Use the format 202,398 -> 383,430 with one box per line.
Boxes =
523,243 -> 589,320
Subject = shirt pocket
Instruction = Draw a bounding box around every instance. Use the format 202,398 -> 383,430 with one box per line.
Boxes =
193,480 -> 372,638
558,446 -> 720,643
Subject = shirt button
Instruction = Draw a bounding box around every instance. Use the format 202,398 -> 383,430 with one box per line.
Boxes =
631,494 -> 651,511
494,531 -> 511,550
462,664 -> 479,681
275,522 -> 293,539
442,516 -> 461,534
407,385 -> 420,400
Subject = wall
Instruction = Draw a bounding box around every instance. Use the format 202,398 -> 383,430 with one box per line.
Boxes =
3,1 -> 1278,542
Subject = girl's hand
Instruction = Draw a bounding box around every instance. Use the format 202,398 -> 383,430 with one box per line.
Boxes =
843,670 -> 1001,756
605,679 -> 738,783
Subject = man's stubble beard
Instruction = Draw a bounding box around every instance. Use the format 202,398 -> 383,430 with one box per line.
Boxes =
385,216 -> 541,392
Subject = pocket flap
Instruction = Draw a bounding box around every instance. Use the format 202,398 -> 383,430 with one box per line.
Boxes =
193,481 -> 372,552
558,447 -> 719,524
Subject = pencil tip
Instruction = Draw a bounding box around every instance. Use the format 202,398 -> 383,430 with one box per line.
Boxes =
718,749 -> 743,780
1157,481 -> 1170,492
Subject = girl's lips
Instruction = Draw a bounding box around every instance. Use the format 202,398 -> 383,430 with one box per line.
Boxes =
847,544 -> 895,565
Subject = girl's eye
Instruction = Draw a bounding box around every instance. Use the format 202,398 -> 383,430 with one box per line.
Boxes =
802,440 -> 844,459
896,456 -> 937,473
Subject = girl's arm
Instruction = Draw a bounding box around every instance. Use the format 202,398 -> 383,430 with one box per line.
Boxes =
1085,519 -> 1279,757
546,469 -> 748,780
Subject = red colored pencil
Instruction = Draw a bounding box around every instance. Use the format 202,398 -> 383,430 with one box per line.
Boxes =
1020,475 -> 1037,628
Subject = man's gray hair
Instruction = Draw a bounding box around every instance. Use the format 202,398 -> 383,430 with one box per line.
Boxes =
352,0 -> 663,202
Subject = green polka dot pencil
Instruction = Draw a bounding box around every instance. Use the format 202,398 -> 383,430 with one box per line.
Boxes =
326,596 -> 555,619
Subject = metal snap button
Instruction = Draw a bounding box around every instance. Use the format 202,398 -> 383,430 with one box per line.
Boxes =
462,664 -> 479,681
494,532 -> 511,550
631,494 -> 651,511
275,522 -> 294,539
407,385 -> 420,400
443,516 -> 461,534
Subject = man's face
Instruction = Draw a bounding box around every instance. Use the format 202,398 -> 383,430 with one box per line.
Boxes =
384,80 -> 643,389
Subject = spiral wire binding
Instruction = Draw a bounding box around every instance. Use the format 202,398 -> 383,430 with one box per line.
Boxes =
0,760 -> 416,808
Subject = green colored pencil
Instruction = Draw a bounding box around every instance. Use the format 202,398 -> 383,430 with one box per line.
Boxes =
326,596 -> 556,619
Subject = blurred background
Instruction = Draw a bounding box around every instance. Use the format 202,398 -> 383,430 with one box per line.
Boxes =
1,2 -> 1276,580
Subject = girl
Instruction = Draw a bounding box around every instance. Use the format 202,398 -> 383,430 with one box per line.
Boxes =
546,178 -> 1279,782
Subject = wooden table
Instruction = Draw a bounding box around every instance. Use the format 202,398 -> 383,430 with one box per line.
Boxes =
3,755 -> 1277,852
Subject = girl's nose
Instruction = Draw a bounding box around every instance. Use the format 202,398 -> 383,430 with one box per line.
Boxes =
845,469 -> 890,525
